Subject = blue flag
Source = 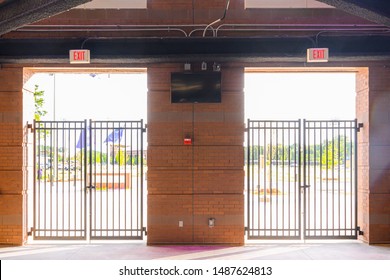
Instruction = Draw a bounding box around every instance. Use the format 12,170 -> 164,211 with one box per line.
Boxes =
76,128 -> 89,149
104,129 -> 124,144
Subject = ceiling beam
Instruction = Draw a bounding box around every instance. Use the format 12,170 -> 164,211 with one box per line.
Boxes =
0,0 -> 91,36
317,0 -> 390,26
1,36 -> 390,64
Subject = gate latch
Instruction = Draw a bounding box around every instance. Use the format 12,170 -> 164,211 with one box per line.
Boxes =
301,185 -> 310,189
86,185 -> 96,190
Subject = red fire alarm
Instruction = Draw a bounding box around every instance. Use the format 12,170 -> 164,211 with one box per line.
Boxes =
184,136 -> 192,145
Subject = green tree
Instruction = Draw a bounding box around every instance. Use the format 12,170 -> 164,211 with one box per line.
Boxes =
115,150 -> 128,166
33,85 -> 47,121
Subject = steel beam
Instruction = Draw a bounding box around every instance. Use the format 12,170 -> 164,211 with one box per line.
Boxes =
0,0 -> 91,36
1,36 -> 390,64
318,0 -> 390,27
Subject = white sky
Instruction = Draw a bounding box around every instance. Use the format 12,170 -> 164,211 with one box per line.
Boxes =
26,73 -> 148,121
245,72 -> 356,120
25,71 -> 356,122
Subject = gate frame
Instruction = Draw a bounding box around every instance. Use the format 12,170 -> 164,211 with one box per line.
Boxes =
32,119 -> 146,241
246,118 -> 360,240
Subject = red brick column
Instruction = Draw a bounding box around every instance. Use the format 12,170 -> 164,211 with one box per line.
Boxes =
0,66 -> 27,245
365,65 -> 390,244
147,64 -> 245,245
356,68 -> 370,243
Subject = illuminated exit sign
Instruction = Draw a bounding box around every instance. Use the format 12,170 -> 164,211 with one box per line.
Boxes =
69,49 -> 90,64
307,48 -> 329,63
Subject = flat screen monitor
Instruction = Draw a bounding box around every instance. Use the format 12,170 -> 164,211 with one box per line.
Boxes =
171,72 -> 221,103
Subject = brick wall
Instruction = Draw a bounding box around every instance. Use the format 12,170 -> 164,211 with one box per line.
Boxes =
147,64 -> 245,245
0,62 -> 388,246
356,68 -> 370,243
366,65 -> 390,244
0,66 -> 26,245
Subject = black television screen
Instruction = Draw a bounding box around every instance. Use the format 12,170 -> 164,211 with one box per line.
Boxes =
171,72 -> 221,103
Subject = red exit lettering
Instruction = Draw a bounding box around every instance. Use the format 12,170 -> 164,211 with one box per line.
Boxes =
307,48 -> 329,63
73,51 -> 85,61
313,49 -> 325,59
70,49 -> 90,64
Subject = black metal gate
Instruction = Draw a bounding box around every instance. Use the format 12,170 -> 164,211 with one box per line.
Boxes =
246,119 -> 358,240
33,120 -> 146,240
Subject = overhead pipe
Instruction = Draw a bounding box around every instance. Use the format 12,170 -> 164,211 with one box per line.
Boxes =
14,23 -> 389,41
202,0 -> 230,37
215,23 -> 390,36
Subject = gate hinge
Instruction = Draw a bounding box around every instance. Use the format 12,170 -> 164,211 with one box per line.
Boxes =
357,123 -> 364,132
357,226 -> 364,236
27,227 -> 34,236
27,123 -> 34,133
143,227 -> 147,236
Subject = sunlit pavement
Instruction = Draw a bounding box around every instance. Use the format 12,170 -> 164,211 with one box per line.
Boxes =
1,240 -> 390,260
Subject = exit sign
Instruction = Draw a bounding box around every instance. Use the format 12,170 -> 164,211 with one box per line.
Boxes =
307,48 -> 329,63
69,49 -> 90,64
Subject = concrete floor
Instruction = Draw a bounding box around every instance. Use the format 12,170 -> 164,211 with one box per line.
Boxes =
1,240 -> 390,260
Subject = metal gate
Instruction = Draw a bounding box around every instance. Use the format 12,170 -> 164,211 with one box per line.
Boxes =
33,120 -> 146,240
246,119 -> 359,240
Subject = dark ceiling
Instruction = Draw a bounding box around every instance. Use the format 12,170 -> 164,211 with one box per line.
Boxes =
0,0 -> 91,35
0,0 -> 390,63
0,0 -> 390,36
318,0 -> 390,26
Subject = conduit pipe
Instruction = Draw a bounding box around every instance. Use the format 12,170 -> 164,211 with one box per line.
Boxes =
202,0 -> 230,37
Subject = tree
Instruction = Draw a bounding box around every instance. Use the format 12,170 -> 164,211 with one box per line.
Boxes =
34,85 -> 47,121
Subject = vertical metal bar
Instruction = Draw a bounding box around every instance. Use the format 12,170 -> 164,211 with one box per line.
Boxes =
65,122 -> 69,237
307,121 -> 310,238
130,122 -> 134,236
269,123 -> 273,236
338,122 -> 341,236
70,123 -> 75,236
319,122 -> 323,236
137,121 -> 140,237
256,122 -> 260,237
296,120 -> 300,238
354,119 -> 358,238
82,120 -> 87,238
118,122 -> 122,237
331,122 -> 335,236
140,120 -> 145,238
246,119 -> 250,237
344,122 -> 347,236
275,122 -> 279,237
257,122 -> 260,237
88,120 -> 93,240
313,122 -> 317,237
42,122 -> 47,237
33,120 -> 37,239
263,123 -> 267,237
282,122 -> 285,237
60,123 -> 65,237
123,122 -> 131,236
91,121 -> 95,239
301,119 -> 305,239
55,122 -> 58,237
99,122 -> 103,238
112,122 -> 116,237
287,122 -> 291,237
105,124 -> 109,236
326,121 -> 329,235
49,122 -> 53,237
